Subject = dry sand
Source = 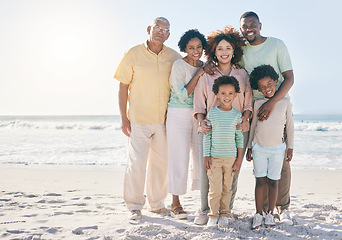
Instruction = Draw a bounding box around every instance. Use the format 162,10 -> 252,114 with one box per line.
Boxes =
0,167 -> 341,239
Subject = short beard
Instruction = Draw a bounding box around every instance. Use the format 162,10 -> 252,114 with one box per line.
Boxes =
246,36 -> 256,44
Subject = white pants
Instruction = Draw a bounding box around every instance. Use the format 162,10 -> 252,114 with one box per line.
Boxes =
123,123 -> 168,211
166,107 -> 200,195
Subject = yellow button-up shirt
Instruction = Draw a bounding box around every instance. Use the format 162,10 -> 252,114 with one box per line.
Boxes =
115,42 -> 181,125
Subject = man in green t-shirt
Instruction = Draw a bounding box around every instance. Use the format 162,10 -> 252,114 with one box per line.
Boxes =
239,11 -> 294,225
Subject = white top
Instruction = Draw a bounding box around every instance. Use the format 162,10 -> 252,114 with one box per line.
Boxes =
168,58 -> 200,108
248,97 -> 294,149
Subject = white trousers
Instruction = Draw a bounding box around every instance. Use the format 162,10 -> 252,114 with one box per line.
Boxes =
123,123 -> 168,211
166,107 -> 200,195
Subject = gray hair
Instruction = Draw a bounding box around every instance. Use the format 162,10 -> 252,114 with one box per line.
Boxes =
150,17 -> 170,29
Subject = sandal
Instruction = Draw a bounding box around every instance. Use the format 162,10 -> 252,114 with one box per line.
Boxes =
171,204 -> 188,219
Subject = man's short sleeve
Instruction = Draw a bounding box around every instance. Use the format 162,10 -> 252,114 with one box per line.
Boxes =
114,49 -> 135,85
277,40 -> 293,73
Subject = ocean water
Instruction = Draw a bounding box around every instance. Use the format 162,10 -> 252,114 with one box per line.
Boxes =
1,115 -> 341,171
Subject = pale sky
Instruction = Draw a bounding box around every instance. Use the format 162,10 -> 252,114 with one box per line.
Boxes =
1,0 -> 341,115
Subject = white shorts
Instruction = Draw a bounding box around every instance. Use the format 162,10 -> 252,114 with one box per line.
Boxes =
252,142 -> 286,180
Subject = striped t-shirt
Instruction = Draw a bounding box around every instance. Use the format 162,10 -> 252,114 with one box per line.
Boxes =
203,106 -> 244,158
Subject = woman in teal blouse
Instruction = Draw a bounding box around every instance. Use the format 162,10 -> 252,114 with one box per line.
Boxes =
166,29 -> 206,219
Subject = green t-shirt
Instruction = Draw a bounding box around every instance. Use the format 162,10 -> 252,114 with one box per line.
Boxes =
203,107 -> 243,158
240,37 -> 293,100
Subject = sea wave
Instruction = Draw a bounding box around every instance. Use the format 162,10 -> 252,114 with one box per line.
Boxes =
0,120 -> 121,131
294,122 -> 342,132
1,159 -> 341,171
1,120 -> 342,132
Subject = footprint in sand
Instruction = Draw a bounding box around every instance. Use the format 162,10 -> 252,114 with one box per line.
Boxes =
44,193 -> 62,197
67,190 -> 78,193
38,226 -> 62,234
46,227 -> 62,234
36,219 -> 48,223
6,230 -> 26,234
0,199 -> 11,202
75,209 -> 92,213
127,225 -> 171,235
72,225 -> 98,235
73,203 -> 87,206
323,205 -> 338,211
54,211 -> 74,216
304,204 -> 321,208
25,194 -> 39,198
21,214 -> 39,217
47,200 -> 66,204
5,192 -> 24,196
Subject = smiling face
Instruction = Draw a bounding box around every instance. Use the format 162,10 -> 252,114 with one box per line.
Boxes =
240,16 -> 262,45
147,20 -> 170,45
215,40 -> 234,65
257,76 -> 278,98
184,37 -> 203,63
216,84 -> 237,110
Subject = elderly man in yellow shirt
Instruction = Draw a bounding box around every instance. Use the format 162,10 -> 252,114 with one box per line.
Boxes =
114,17 -> 181,220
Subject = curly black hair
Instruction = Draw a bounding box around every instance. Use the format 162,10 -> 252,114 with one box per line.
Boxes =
249,65 -> 279,90
178,29 -> 207,52
205,26 -> 245,64
212,76 -> 240,94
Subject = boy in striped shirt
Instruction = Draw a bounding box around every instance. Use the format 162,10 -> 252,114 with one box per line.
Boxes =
203,76 -> 244,227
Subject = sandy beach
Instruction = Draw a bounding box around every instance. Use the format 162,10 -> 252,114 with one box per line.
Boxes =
0,167 -> 341,239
